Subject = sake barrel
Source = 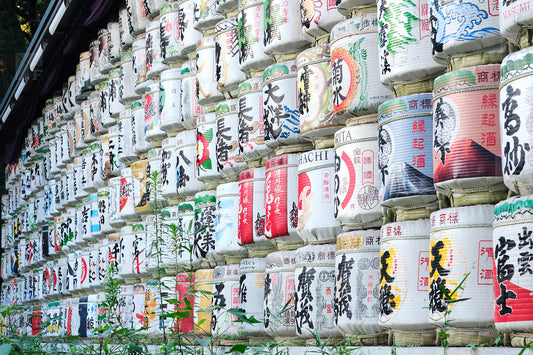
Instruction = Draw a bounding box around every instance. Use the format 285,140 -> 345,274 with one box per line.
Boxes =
215,100 -> 247,179
300,0 -> 344,38
145,0 -> 167,19
108,22 -> 121,64
215,18 -> 247,98
147,148 -> 167,206
196,35 -> 224,105
160,2 -> 183,63
333,229 -> 382,336
237,0 -> 274,73
297,149 -> 342,243
119,7 -> 135,49
196,112 -> 221,182
132,283 -> 147,329
193,269 -> 214,335
177,201 -> 196,269
193,0 -> 224,30
79,51 -> 92,94
499,48 -> 533,195
378,94 -> 436,216
330,13 -> 393,122
160,276 -> 178,333
334,120 -> 382,230
160,137 -> 179,199
178,0 -> 204,55
294,244 -> 339,339
428,205 -> 495,344
89,142 -> 105,189
119,52 -> 140,103
108,176 -> 127,227
264,155 -> 303,247
81,148 -> 96,194
263,61 -> 307,149
433,65 -> 505,206
194,190 -> 218,267
237,77 -> 272,162
429,0 -> 505,64
108,69 -> 125,119
128,0 -> 149,35
118,109 -> 138,163
500,0 -> 533,45
263,0 -> 311,55
238,168 -> 275,251
107,233 -> 122,274
88,243 -> 99,290
181,60 -> 203,130
160,68 -> 183,132
98,238 -> 108,282
119,168 -> 137,220
98,81 -> 113,128
89,39 -> 106,85
377,0 -> 445,88
493,196 -> 533,332
66,75 -> 80,116
176,130 -> 206,197
145,20 -> 169,78
142,279 -> 161,334
264,250 -> 297,339
215,182 -> 248,259
211,264 -> 241,337
132,160 -> 151,215
238,257 -> 266,336
132,37 -> 151,95
144,83 -> 167,142
121,224 -> 148,281
379,220 -> 432,332
53,92 -> 66,128
98,28 -> 113,74
97,189 -> 113,234
131,101 -> 152,155
118,285 -> 134,328
297,44 -> 342,141
176,272 -> 194,333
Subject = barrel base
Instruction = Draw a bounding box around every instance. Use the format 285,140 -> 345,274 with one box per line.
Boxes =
247,247 -> 277,258
224,255 -> 247,265
273,336 -> 306,346
510,332 -> 533,347
274,142 -> 314,156
435,177 -> 508,208
391,78 -> 434,98
381,196 -> 439,223
347,331 -> 389,346
248,336 -> 275,345
305,337 -> 344,346
273,240 -> 304,251
391,329 -> 437,346
443,327 -> 498,347
447,45 -> 509,71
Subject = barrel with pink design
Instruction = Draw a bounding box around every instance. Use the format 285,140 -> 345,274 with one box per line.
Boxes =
433,65 -> 505,205
215,100 -> 247,180
264,154 -> 303,246
144,83 -> 167,142
176,272 -> 194,333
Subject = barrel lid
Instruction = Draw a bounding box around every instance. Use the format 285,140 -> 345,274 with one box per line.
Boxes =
213,264 -> 240,280
430,205 -> 494,231
501,47 -> 533,84
380,219 -> 430,241
215,99 -> 239,117
265,250 -> 296,271
331,14 -> 378,43
178,201 -> 194,213
194,190 -> 216,206
378,93 -> 433,124
494,196 -> 533,225
263,60 -> 298,83
297,44 -> 330,68
433,65 -> 500,98
239,257 -> 266,273
238,77 -> 263,96
295,243 -> 336,267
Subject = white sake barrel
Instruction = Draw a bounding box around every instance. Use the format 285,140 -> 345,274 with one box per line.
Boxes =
176,201 -> 196,269
160,2 -> 183,63
334,120 -> 382,230
178,0 -> 204,55
117,285 -> 134,328
81,148 -> 96,194
500,0 -> 533,45
98,28 -> 113,74
73,110 -> 86,151
377,0 -> 445,88
196,35 -> 224,105
180,60 -> 203,130
500,49 -> 533,195
264,250 -> 297,339
193,269 -> 214,335
215,18 -> 247,97
144,83 -> 167,142
98,81 -> 113,128
98,238 -> 108,282
265,154 -> 303,247
215,182 -> 248,258
493,196 -> 533,332
74,157 -> 88,202
378,94 -> 436,215
145,0 -> 166,18
88,243 -> 99,289
217,0 -> 238,13
97,189 -> 112,234
122,223 -> 148,281
132,37 -> 152,95
79,51 -> 91,94
145,20 -> 169,78
119,168 -> 137,220
108,22 -> 121,64
297,149 -> 342,243
119,52 -> 140,103
160,68 -> 183,132
108,69 -> 125,119
66,75 -> 80,116
300,0 -> 344,38
128,0 -> 149,35
160,136 -> 179,199
433,65 -> 505,206
263,0 -> 311,55
89,91 -> 104,139
263,61 -> 307,149
211,264 -> 241,337
238,258 -> 266,336
193,0 -> 224,30
108,233 -> 122,274
118,109 -> 138,164
196,112 -> 221,182
53,92 -> 66,128
238,168 -> 275,250
132,159 -> 151,215
379,220 -> 432,331
237,77 -> 272,162
45,98 -> 58,134
215,99 -> 247,179
148,148 -> 167,206
90,39 -> 106,85
90,142 -> 106,189
297,44 -> 342,140
99,133 -> 112,180
119,7 -> 135,49
428,205 -> 495,337
330,13 -> 393,122
65,120 -> 77,162
132,283 -> 146,329
131,101 -> 152,155
194,190 -> 218,267
430,0 -> 505,64
89,193 -> 103,240
176,130 -> 206,197
237,0 -> 274,73
294,244 -> 339,339
108,176 -> 127,228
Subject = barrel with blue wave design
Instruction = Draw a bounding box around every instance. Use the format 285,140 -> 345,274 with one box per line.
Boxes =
429,0 -> 507,63
378,93 -> 436,207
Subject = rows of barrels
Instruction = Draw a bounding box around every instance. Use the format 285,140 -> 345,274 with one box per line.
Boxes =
2,0 -> 533,348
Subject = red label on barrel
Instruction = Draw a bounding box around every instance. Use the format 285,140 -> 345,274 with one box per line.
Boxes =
239,170 -> 254,246
265,157 -> 289,239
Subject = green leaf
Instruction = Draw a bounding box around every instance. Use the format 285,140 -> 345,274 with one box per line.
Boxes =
204,128 -> 213,142
203,157 -> 212,170
227,344 -> 248,354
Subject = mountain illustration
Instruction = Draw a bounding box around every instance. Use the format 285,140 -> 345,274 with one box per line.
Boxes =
382,162 -> 435,200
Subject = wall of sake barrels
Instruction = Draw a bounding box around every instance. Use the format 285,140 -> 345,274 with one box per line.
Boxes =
5,0 -> 533,350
